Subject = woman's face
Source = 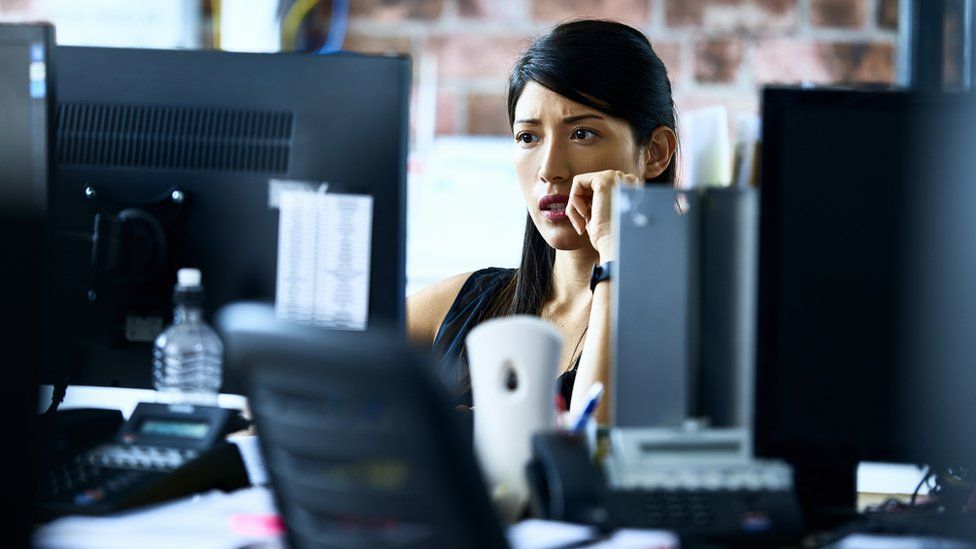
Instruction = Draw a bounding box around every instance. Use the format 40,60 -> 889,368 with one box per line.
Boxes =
512,82 -> 647,251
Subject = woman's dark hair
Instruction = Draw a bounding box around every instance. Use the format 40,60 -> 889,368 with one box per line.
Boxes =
491,19 -> 677,322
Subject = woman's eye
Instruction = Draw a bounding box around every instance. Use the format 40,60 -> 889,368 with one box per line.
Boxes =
515,132 -> 539,144
571,128 -> 597,140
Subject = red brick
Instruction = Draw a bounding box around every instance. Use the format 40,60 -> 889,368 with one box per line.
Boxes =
467,93 -> 511,135
944,0 -> 964,87
344,34 -> 414,56
666,0 -> 704,27
703,0 -> 798,33
652,41 -> 683,85
754,39 -> 834,84
427,34 -> 529,80
667,0 -> 798,32
533,0 -> 650,25
878,0 -> 899,30
695,39 -> 743,84
758,0 -> 795,15
350,0 -> 445,21
825,43 -> 895,84
754,39 -> 894,85
810,0 -> 867,28
459,0 -> 526,21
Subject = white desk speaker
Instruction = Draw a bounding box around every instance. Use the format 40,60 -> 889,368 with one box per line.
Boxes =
466,315 -> 563,523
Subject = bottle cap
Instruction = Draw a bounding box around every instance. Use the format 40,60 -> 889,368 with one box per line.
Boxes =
177,268 -> 202,288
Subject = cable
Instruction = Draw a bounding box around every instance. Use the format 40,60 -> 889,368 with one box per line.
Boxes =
911,467 -> 933,506
317,0 -> 348,54
45,380 -> 67,415
211,0 -> 221,50
280,0 -> 320,52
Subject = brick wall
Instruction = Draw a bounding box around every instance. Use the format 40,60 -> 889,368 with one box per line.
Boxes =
342,0 -> 900,136
0,0 -> 902,136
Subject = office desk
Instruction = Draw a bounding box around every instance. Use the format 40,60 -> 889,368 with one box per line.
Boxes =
34,485 -> 680,549
36,484 -> 962,549
38,386 -> 248,419
35,387 -> 941,548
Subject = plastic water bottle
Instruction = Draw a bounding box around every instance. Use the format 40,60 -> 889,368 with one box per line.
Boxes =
152,268 -> 223,405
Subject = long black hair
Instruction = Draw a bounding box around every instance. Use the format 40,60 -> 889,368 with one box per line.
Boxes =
488,19 -> 677,321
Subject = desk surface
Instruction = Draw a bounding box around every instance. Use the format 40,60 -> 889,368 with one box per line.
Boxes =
34,486 -> 283,549
44,385 -> 930,502
35,486 -> 960,549
35,387 -> 937,548
34,485 -> 683,549
38,385 -> 248,419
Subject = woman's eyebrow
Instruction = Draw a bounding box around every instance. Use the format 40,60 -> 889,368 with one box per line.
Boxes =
562,114 -> 605,124
514,114 -> 606,125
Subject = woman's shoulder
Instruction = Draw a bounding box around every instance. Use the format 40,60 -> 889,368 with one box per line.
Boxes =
458,266 -> 516,291
411,267 -> 513,307
407,268 -> 514,347
410,271 -> 475,311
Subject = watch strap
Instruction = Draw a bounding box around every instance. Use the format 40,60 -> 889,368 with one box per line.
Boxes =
589,260 -> 614,291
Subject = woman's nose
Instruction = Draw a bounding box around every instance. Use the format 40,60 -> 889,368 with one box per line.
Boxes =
538,141 -> 570,184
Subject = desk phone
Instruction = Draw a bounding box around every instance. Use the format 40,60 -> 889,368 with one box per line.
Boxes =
527,432 -> 804,545
39,402 -> 250,520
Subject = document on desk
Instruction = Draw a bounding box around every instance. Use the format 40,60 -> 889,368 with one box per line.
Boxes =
275,188 -> 373,330
828,534 -> 973,548
33,486 -> 282,549
508,519 -> 678,549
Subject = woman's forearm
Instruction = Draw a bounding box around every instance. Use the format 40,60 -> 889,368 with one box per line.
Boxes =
571,279 -> 612,424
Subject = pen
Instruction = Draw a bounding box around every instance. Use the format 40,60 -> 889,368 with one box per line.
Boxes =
571,382 -> 604,435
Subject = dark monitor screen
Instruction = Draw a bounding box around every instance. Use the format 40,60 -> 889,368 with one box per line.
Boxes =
47,47 -> 410,395
0,23 -> 52,216
756,87 -> 976,469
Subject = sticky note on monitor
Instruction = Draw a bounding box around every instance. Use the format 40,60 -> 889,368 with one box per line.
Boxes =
275,188 -> 373,330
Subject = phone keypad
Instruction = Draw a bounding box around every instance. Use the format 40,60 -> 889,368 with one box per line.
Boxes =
41,445 -> 199,509
85,444 -> 198,472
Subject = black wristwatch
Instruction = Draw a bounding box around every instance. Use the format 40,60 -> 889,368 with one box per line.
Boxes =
589,260 -> 614,291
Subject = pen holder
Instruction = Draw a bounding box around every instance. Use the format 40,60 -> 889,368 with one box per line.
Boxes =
466,315 -> 563,524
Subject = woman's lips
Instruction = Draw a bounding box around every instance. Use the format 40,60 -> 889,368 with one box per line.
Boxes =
539,194 -> 569,221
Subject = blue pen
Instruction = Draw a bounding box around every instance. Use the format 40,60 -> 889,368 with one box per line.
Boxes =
571,382 -> 604,434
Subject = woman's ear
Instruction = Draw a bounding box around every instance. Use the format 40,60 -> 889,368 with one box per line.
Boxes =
641,125 -> 677,181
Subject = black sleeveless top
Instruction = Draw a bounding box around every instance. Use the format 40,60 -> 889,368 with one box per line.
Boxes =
431,267 -> 579,408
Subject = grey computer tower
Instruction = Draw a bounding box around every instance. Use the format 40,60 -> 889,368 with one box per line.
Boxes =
611,186 -> 758,431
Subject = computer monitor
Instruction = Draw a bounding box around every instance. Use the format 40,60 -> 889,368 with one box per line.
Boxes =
756,86 -> 976,517
0,22 -> 55,541
46,46 -> 410,395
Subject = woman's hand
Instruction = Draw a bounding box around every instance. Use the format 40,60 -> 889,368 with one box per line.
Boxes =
565,170 -> 643,260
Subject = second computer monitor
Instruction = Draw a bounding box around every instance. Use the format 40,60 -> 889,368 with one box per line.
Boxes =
48,47 -> 410,394
756,86 -> 976,513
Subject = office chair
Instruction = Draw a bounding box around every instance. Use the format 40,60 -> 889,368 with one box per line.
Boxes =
218,303 -> 508,549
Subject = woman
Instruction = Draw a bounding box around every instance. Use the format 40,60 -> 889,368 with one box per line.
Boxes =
408,19 -> 678,423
